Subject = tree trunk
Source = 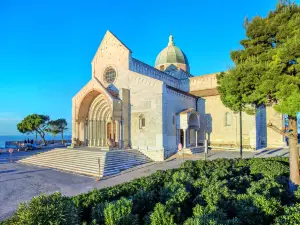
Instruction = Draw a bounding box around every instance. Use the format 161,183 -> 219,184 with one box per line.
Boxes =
41,136 -> 46,146
288,115 -> 300,192
62,131 -> 64,144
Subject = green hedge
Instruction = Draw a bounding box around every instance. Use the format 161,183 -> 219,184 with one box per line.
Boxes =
2,157 -> 300,225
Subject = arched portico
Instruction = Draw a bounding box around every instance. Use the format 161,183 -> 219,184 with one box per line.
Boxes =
87,94 -> 121,147
177,108 -> 200,148
72,79 -> 123,148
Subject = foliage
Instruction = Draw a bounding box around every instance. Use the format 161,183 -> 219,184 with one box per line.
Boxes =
46,120 -> 61,142
4,157 -> 300,225
217,1 -> 300,189
0,192 -> 79,225
17,114 -> 50,145
55,118 -> 68,143
217,2 -> 300,116
103,198 -> 138,225
150,203 -> 176,225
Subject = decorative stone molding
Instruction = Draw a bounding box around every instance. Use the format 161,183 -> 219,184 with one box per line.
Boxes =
130,57 -> 181,89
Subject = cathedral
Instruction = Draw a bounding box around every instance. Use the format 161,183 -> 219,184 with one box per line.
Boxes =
72,31 -> 285,161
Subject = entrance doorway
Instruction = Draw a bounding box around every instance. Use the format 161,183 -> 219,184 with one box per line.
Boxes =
180,129 -> 184,145
107,122 -> 116,140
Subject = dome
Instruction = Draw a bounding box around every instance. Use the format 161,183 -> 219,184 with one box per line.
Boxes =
155,35 -> 189,72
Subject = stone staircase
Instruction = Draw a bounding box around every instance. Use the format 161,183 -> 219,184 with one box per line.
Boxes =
182,147 -> 203,154
19,148 -> 152,178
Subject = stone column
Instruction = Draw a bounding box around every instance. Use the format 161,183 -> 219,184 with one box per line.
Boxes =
85,120 -> 88,146
105,120 -> 108,146
98,120 -> 101,146
93,120 -> 96,147
112,120 -> 115,141
91,120 -> 94,146
88,120 -> 90,146
96,120 -> 99,146
99,120 -> 101,146
187,128 -> 190,147
183,129 -> 187,148
76,121 -> 80,145
119,121 -> 123,149
116,120 -> 120,147
99,120 -> 102,146
79,121 -> 85,144
196,129 -> 198,147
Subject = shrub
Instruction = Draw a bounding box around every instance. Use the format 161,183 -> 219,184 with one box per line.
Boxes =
3,157 -> 299,225
150,203 -> 176,225
273,203 -> 300,225
2,192 -> 79,225
104,197 -> 138,225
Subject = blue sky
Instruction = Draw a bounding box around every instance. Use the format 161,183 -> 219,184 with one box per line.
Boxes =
0,0 -> 295,135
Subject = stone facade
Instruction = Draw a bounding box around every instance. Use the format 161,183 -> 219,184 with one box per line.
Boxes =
71,30 -> 285,161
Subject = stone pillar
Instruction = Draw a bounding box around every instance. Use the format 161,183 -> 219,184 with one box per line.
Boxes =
196,129 -> 198,147
119,121 -> 123,149
99,120 -> 102,146
110,120 -> 115,141
105,120 -> 108,146
76,121 -> 80,145
96,120 -> 99,146
186,128 -> 190,147
85,120 -> 88,146
79,121 -> 85,143
91,120 -> 94,146
183,129 -> 187,148
100,120 -> 103,146
116,120 -> 119,146
93,120 -> 96,147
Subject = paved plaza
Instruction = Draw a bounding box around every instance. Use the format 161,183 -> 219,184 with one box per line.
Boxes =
0,147 -> 289,221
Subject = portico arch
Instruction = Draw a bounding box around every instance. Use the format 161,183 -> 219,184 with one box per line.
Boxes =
73,84 -> 123,148
188,113 -> 200,147
177,108 -> 200,148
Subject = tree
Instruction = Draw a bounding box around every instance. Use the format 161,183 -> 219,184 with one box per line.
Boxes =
217,2 -> 300,191
46,121 -> 60,144
17,114 -> 50,145
55,119 -> 68,144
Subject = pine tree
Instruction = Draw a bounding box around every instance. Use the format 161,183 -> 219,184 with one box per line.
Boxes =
217,2 -> 300,191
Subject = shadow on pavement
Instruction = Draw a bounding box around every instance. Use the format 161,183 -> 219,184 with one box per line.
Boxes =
0,170 -> 17,174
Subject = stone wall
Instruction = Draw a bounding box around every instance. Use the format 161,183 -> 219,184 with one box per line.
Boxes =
189,73 -> 218,91
266,107 -> 285,148
201,95 -> 257,149
163,84 -> 196,158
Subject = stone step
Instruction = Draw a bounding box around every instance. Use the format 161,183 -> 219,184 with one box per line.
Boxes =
27,149 -> 147,159
19,148 -> 152,178
22,157 -> 145,173
21,152 -> 149,163
21,159 -> 146,177
22,157 -> 149,171
21,162 -> 117,177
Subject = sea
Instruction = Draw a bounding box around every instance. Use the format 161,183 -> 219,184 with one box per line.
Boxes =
0,134 -> 72,149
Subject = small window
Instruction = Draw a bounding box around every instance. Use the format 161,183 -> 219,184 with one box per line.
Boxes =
139,115 -> 145,129
225,112 -> 231,126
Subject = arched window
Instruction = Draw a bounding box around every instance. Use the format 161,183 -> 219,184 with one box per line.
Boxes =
139,114 -> 145,129
225,112 -> 231,126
